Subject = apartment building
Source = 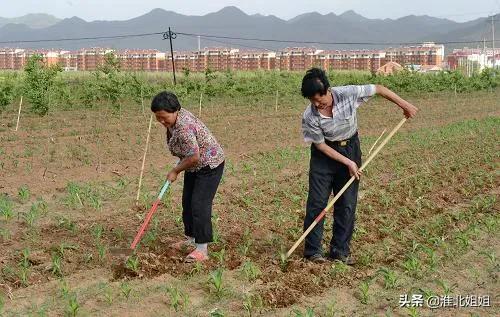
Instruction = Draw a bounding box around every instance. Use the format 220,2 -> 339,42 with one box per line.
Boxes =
0,42 -> 446,73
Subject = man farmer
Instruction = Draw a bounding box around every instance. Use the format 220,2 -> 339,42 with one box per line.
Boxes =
301,68 -> 418,264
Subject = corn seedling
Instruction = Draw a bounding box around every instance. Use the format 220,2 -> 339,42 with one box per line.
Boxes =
103,286 -> 114,304
435,279 -> 455,296
212,248 -> 225,266
0,228 -> 11,240
377,267 -> 398,289
57,216 -> 77,233
18,185 -> 30,202
57,243 -> 78,258
479,250 -> 498,268
120,282 -> 132,300
189,261 -> 203,276
241,260 -> 261,281
292,307 -> 315,317
329,261 -> 349,278
96,243 -> 107,262
359,279 -> 371,304
407,306 -> 419,317
325,300 -> 337,317
59,279 -> 70,299
209,268 -> 225,298
51,252 -> 63,277
210,309 -> 225,317
17,265 -> 30,286
20,248 -> 30,268
278,250 -> 288,272
65,293 -> 80,317
125,255 -> 140,273
402,254 -> 421,277
90,223 -> 104,242
242,293 -> 263,317
167,287 -> 189,312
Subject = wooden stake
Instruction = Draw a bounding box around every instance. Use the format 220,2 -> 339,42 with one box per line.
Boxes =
199,92 -> 203,117
275,90 -> 279,112
286,118 -> 407,259
136,114 -> 154,205
15,96 -> 23,131
140,85 -> 144,115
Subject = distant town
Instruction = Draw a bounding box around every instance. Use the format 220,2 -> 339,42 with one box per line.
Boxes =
1,42 -> 499,74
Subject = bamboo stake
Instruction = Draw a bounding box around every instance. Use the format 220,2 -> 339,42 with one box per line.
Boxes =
136,114 -> 154,205
199,92 -> 203,117
15,96 -> 23,131
286,118 -> 407,259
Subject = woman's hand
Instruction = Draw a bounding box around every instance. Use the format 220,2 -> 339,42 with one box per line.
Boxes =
166,169 -> 179,183
401,101 -> 419,119
346,160 -> 362,180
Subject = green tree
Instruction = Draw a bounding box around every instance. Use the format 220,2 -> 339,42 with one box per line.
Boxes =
23,55 -> 61,116
97,52 -> 123,113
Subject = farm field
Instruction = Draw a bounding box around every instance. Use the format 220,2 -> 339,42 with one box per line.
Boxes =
0,71 -> 499,316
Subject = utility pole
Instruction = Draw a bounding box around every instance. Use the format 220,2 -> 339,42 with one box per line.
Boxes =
198,35 -> 201,52
163,27 -> 177,85
493,15 -> 496,69
483,38 -> 487,70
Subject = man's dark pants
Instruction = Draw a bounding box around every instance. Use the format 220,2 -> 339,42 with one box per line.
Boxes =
303,133 -> 361,259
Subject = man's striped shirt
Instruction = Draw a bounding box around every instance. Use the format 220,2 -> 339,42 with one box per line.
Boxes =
302,85 -> 376,143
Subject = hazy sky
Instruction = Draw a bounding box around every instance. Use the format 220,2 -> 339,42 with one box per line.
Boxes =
1,0 -> 499,22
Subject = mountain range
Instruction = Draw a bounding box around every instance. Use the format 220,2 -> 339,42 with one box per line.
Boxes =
0,7 -> 497,51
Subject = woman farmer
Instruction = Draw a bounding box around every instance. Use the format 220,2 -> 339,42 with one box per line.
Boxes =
151,91 -> 224,263
301,68 -> 418,264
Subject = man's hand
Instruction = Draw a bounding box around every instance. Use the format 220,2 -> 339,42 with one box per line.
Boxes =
346,160 -> 362,180
401,101 -> 418,119
166,169 -> 179,183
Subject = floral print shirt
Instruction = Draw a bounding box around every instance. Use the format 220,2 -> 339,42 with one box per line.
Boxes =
166,108 -> 224,172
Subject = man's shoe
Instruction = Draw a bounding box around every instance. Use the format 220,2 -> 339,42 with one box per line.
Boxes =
305,254 -> 327,263
328,254 -> 356,266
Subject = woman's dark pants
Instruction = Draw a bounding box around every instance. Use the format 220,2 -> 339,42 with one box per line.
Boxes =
182,162 -> 224,244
